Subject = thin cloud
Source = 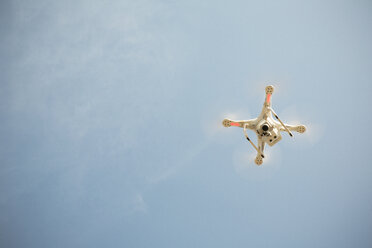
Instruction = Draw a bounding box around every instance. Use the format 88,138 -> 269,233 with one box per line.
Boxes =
131,193 -> 147,214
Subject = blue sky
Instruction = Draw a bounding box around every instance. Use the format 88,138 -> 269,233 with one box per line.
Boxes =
1,0 -> 372,247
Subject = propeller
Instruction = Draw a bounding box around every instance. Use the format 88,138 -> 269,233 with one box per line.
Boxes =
277,105 -> 324,146
232,146 -> 282,181
201,108 -> 253,145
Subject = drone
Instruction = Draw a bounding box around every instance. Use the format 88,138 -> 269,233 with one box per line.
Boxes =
222,85 -> 306,165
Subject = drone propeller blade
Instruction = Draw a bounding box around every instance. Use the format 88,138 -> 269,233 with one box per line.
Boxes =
232,147 -> 282,179
277,105 -> 324,145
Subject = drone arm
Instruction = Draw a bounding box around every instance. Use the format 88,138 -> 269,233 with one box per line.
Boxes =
258,137 -> 265,156
279,123 -> 306,133
253,137 -> 266,165
269,108 -> 293,137
222,118 -> 256,129
243,124 -> 264,158
264,85 -> 274,107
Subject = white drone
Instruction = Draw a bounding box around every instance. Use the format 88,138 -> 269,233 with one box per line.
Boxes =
222,85 -> 306,165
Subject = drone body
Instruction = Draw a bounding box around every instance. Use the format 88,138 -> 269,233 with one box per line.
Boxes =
222,85 -> 306,165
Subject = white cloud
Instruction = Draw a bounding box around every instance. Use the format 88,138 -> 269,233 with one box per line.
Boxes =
131,193 -> 147,214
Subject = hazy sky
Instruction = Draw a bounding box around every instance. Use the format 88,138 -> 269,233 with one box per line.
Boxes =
1,0 -> 372,247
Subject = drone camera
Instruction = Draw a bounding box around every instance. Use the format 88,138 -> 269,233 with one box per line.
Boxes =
262,124 -> 269,132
